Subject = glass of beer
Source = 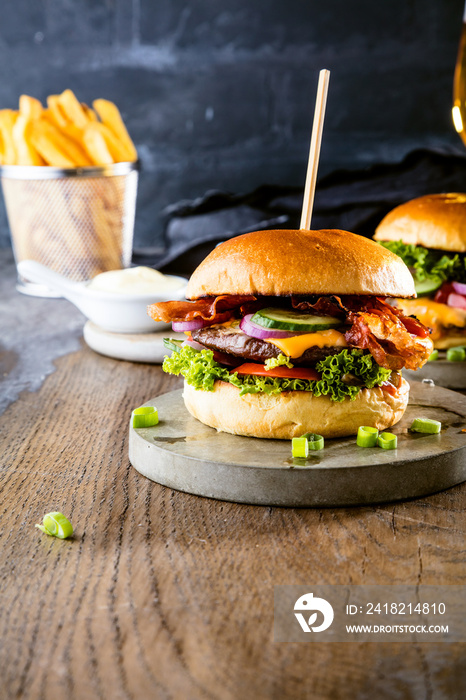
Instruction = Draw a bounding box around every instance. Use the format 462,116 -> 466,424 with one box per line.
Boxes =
453,4 -> 466,144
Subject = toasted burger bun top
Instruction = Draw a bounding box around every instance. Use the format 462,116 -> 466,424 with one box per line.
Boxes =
186,228 -> 415,299
374,193 -> 466,252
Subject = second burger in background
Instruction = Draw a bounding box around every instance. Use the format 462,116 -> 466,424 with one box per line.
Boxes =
374,193 -> 466,350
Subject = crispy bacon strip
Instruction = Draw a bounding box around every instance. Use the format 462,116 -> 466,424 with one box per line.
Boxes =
342,296 -> 430,338
292,295 -> 432,370
148,295 -> 257,324
346,314 -> 432,370
342,297 -> 432,369
291,295 -> 346,318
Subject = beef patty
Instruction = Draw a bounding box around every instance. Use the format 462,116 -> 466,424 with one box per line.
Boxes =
191,323 -> 345,365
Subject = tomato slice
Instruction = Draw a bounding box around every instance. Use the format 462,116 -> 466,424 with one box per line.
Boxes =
434,282 -> 454,304
232,363 -> 320,381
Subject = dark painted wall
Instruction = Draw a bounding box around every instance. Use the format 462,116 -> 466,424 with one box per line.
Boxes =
0,0 -> 465,249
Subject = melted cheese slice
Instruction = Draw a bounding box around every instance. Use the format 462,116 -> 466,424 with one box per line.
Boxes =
266,329 -> 347,358
396,298 -> 466,341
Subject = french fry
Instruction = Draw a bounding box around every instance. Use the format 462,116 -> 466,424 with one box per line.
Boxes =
48,96 -> 101,156
91,208 -> 122,268
46,95 -> 69,130
68,192 -> 87,220
57,89 -> 89,130
81,103 -> 98,122
90,122 -> 131,163
48,187 -> 90,261
82,123 -> 114,165
93,98 -> 137,161
12,115 -> 44,165
19,95 -> 43,120
0,110 -> 17,165
31,119 -> 92,166
45,100 -> 89,151
60,121 -> 86,146
29,120 -> 76,167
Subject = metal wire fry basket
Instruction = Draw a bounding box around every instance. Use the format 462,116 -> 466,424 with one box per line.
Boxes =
1,161 -> 139,296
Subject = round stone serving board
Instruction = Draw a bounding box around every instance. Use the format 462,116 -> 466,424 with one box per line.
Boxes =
83,321 -> 185,363
404,358 -> 466,390
129,381 -> 466,507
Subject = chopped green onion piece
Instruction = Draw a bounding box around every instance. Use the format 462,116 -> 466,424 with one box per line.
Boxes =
410,418 -> 441,434
357,426 -> 379,447
427,350 -> 439,362
35,512 -> 73,539
377,432 -> 397,450
132,406 -> 159,428
302,432 -> 325,451
292,437 -> 309,459
446,346 -> 466,362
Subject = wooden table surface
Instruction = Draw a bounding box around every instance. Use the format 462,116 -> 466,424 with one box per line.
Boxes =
0,250 -> 465,700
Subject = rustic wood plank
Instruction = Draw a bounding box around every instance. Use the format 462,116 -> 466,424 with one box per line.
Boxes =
1,343 -> 465,700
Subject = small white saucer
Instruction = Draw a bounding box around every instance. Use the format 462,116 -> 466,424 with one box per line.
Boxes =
17,260 -> 187,333
83,321 -> 185,363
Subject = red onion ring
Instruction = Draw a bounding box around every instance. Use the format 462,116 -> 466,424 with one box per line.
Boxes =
183,336 -> 240,366
239,314 -> 306,339
172,318 -> 209,332
183,337 -> 206,351
452,281 -> 466,296
447,293 -> 466,309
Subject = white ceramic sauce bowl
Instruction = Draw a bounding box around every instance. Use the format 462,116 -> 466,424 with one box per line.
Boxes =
17,260 -> 187,334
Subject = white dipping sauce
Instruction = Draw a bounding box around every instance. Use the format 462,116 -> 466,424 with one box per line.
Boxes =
88,266 -> 184,295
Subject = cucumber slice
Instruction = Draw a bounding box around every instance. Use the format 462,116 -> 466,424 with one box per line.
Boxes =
251,307 -> 342,332
414,278 -> 442,296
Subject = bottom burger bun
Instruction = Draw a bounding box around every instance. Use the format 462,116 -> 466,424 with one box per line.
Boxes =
183,378 -> 410,440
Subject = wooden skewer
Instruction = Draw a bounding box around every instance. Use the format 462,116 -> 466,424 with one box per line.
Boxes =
299,69 -> 330,231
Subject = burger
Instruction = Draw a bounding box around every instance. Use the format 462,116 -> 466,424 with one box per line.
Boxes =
374,193 -> 466,349
148,228 -> 432,439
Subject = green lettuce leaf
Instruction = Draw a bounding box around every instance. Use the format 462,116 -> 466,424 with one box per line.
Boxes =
162,345 -> 392,402
264,354 -> 294,370
379,240 -> 466,284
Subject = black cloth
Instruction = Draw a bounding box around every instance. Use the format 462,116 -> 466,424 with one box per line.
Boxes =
132,148 -> 466,277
